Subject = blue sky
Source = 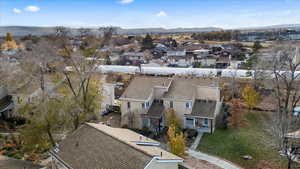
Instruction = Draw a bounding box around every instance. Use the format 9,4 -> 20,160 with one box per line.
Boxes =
1,0 -> 300,29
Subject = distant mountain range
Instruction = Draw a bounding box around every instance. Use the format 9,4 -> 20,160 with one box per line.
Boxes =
1,24 -> 300,37
237,24 -> 300,31
0,26 -> 222,37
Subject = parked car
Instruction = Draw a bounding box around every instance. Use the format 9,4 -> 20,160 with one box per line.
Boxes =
101,105 -> 120,116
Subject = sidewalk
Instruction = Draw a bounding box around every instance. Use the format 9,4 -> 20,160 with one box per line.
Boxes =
187,149 -> 242,169
190,132 -> 203,150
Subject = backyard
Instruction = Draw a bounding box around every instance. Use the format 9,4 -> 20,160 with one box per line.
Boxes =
198,111 -> 295,169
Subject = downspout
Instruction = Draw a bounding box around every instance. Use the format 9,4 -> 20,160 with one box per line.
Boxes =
210,119 -> 213,134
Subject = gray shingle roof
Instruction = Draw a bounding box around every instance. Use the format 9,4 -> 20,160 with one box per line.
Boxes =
120,76 -> 172,100
162,77 -> 216,100
189,99 -> 216,118
142,102 -> 165,119
52,124 -> 153,169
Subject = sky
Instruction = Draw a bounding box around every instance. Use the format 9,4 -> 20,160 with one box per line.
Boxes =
1,0 -> 300,29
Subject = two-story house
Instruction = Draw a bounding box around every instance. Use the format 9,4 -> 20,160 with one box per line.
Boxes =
119,76 -> 222,133
166,50 -> 194,67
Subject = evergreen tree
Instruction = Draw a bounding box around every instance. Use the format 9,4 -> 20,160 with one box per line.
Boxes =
253,41 -> 262,52
142,34 -> 154,50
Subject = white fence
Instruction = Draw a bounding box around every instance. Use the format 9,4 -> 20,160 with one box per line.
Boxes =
96,65 -> 300,79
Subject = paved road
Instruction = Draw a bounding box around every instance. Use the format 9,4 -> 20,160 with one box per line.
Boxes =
187,149 -> 242,169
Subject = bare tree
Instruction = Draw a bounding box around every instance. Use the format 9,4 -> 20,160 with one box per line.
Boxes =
59,35 -> 103,130
268,42 -> 300,169
98,27 -> 117,47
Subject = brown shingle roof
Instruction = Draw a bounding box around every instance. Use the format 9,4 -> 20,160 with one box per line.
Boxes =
53,123 -> 182,169
163,77 -> 217,100
87,123 -> 182,161
53,124 -> 152,169
120,76 -> 172,100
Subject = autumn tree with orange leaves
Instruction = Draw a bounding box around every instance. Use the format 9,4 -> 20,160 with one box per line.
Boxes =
227,99 -> 247,128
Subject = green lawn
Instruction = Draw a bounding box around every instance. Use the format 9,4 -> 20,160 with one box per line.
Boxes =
198,112 -> 288,169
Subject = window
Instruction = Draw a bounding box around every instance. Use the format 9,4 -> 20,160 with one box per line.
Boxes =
127,102 -> 131,109
186,118 -> 194,128
170,101 -> 173,108
160,100 -> 164,104
142,119 -> 150,127
142,103 -> 145,109
186,102 -> 192,109
146,102 -> 150,108
203,119 -> 209,127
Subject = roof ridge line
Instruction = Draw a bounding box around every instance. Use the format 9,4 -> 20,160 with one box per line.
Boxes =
85,123 -> 155,158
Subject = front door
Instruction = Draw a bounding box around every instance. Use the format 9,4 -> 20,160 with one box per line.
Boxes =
203,118 -> 209,128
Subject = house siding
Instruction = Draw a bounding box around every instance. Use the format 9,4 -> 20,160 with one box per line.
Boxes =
121,90 -> 155,128
163,100 -> 193,127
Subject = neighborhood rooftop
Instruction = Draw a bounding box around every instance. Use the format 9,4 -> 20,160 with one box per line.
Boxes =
120,76 -> 172,100
189,100 -> 217,119
51,123 -> 182,169
162,76 -> 218,100
120,76 -> 218,101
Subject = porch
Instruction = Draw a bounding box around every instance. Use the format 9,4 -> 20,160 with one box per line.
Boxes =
184,99 -> 217,134
184,117 -> 214,134
141,102 -> 165,134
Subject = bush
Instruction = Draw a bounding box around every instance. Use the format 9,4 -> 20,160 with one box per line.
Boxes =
184,129 -> 198,139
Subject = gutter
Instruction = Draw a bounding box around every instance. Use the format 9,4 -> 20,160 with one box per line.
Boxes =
143,157 -> 184,169
49,151 -> 75,169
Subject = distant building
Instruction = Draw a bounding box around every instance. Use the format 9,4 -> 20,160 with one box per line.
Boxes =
166,50 -> 194,67
193,49 -> 210,58
122,52 -> 145,62
50,123 -> 183,169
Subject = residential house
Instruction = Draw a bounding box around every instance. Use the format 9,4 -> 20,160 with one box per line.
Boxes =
50,123 -> 183,169
0,87 -> 14,119
122,52 -> 145,63
119,76 -> 222,133
193,49 -> 210,58
199,55 -> 217,67
166,50 -> 194,67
